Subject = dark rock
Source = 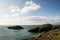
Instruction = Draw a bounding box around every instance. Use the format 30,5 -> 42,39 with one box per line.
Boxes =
7,25 -> 24,29
28,24 -> 52,32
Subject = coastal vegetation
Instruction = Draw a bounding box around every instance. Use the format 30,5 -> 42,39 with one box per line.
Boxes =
22,24 -> 60,40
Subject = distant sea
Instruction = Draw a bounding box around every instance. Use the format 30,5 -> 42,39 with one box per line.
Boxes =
0,25 -> 38,40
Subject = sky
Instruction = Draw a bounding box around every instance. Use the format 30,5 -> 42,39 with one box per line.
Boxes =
0,0 -> 60,25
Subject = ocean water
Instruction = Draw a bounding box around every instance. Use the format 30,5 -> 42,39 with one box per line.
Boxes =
0,25 -> 38,40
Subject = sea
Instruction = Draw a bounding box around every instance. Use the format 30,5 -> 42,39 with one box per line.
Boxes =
0,25 -> 38,40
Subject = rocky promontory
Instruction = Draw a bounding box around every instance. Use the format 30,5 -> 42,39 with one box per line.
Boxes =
28,24 -> 52,32
22,24 -> 60,40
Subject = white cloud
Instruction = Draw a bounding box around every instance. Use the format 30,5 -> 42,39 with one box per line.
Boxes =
0,16 -> 60,25
0,0 -> 59,25
3,15 -> 9,17
10,6 -> 21,13
9,0 -> 41,16
11,13 -> 19,16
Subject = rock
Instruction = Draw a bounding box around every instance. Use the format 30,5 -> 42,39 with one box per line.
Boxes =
28,27 -> 39,32
7,25 -> 24,29
28,24 -> 52,32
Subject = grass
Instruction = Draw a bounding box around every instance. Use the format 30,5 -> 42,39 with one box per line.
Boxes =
22,24 -> 60,40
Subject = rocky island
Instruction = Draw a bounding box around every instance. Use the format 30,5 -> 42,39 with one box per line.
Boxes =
7,25 -> 24,29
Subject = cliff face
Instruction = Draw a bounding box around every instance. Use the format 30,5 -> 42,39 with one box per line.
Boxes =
7,25 -> 24,29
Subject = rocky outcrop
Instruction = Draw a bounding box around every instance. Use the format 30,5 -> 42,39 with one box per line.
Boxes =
28,24 -> 52,32
7,25 -> 24,29
22,27 -> 60,40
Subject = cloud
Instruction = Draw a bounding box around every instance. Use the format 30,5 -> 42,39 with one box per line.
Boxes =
9,0 -> 41,16
20,16 -> 60,24
0,16 -> 60,25
3,15 -> 9,17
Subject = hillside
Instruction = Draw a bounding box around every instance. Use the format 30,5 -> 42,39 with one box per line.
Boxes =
22,24 -> 60,40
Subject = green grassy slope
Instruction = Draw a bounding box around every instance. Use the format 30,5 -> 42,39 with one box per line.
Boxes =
22,24 -> 60,40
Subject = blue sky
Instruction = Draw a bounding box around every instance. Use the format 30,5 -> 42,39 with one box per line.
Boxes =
0,0 -> 60,25
33,0 -> 60,16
